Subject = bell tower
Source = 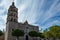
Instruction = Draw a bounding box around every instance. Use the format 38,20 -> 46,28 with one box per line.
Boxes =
7,2 -> 18,23
5,1 -> 18,40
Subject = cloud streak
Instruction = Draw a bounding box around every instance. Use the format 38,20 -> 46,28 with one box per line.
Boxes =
0,0 -> 60,31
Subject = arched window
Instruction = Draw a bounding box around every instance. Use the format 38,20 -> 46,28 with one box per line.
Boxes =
12,29 -> 14,31
14,19 -> 17,22
14,14 -> 16,17
11,18 -> 13,21
14,19 -> 15,22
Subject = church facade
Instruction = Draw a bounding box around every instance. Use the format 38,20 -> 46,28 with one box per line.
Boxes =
4,2 -> 39,40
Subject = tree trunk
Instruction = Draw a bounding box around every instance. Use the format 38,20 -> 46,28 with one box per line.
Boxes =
16,37 -> 19,40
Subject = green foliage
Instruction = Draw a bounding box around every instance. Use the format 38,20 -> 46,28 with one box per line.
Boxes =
43,25 -> 60,38
29,31 -> 45,38
0,30 -> 3,36
29,31 -> 38,37
38,32 -> 45,38
50,25 -> 60,38
43,31 -> 53,38
12,29 -> 24,37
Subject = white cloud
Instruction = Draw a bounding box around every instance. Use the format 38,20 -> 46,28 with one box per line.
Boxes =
41,0 -> 59,24
0,0 -> 60,31
0,10 -> 5,14
0,15 -> 7,30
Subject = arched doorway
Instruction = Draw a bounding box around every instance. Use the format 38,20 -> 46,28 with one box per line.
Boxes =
25,35 -> 28,40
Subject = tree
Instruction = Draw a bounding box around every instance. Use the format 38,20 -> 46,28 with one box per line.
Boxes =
12,29 -> 24,40
38,32 -> 45,38
29,31 -> 38,37
0,30 -> 3,36
29,31 -> 38,40
49,25 -> 60,38
43,31 -> 53,38
43,25 -> 60,38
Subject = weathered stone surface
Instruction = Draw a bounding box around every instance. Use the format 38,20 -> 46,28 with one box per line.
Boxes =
4,1 -> 39,40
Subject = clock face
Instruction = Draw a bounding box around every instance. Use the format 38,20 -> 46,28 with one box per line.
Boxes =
24,27 -> 29,33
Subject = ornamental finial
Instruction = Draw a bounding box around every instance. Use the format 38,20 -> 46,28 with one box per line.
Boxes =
12,0 -> 14,2
12,0 -> 15,6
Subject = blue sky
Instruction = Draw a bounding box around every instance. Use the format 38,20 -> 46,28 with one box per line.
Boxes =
0,0 -> 60,31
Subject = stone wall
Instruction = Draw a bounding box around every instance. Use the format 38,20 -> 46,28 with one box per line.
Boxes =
0,35 -> 4,40
18,37 -> 60,40
18,37 -> 40,40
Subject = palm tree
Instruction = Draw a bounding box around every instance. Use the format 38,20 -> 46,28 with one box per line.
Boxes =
12,29 -> 24,40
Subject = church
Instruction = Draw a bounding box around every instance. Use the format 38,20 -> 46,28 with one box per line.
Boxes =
0,1 -> 39,40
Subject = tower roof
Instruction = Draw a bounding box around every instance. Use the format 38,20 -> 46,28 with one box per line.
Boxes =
24,20 -> 28,24
25,20 -> 28,23
11,1 -> 16,7
9,1 -> 16,8
8,1 -> 18,11
12,0 -> 14,5
11,0 -> 15,6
